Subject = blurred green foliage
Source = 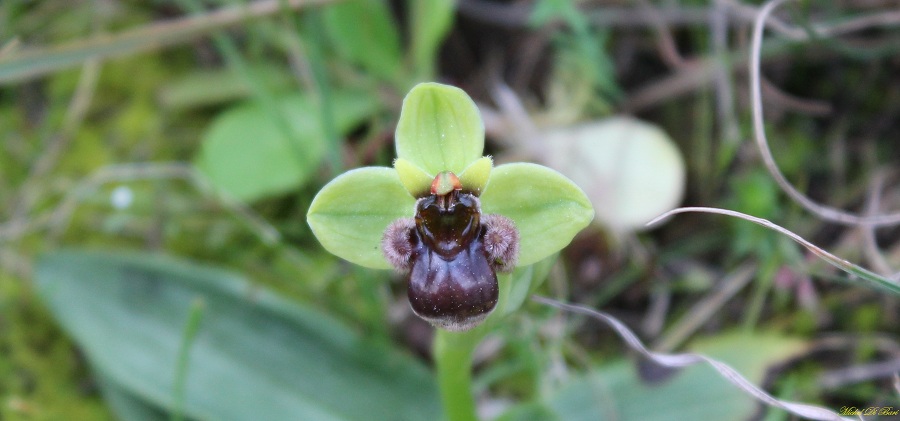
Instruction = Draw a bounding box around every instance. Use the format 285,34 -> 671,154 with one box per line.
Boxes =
2,0 -> 899,420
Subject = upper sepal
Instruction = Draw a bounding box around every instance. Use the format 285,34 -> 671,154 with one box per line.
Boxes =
395,83 -> 485,176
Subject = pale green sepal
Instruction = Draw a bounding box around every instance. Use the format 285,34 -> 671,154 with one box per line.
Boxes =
480,163 -> 594,266
395,83 -> 485,175
307,167 -> 415,269
458,156 -> 492,196
394,158 -> 433,197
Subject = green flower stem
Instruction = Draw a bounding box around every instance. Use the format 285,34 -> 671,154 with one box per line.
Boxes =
434,328 -> 485,421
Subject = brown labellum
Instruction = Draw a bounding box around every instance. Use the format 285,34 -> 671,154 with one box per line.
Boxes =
382,171 -> 519,331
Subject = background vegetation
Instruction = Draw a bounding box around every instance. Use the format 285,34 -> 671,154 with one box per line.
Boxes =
1,0 -> 898,420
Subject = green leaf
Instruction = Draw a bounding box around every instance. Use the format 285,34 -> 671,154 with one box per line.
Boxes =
496,402 -> 556,421
395,83 -> 485,175
409,0 -> 455,79
307,167 -> 416,269
35,251 -> 440,421
481,163 -> 594,266
394,157 -> 434,197
195,92 -> 376,202
323,0 -> 403,82
501,333 -> 806,421
97,374 -> 167,421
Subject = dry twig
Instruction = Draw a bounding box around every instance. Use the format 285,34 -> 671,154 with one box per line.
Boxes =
750,0 -> 900,226
533,295 -> 851,421
648,207 -> 900,294
0,163 -> 280,246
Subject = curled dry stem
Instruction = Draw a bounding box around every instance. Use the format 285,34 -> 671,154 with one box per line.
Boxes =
750,0 -> 900,226
532,295 -> 853,421
647,207 -> 900,295
859,172 -> 899,278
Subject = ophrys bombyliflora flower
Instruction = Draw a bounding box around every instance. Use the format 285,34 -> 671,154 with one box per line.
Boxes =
307,82 -> 593,331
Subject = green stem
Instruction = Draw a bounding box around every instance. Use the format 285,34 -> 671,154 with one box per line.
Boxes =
172,298 -> 205,421
434,329 -> 483,421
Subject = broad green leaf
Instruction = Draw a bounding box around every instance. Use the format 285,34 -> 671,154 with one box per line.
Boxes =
409,0 -> 455,78
481,163 -> 594,266
458,156 -> 493,196
540,117 -> 685,231
394,157 -> 434,197
500,333 -> 806,421
395,83 -> 485,175
35,251 -> 440,421
323,0 -> 402,82
195,92 -> 375,202
307,167 -> 416,269
497,402 -> 556,421
97,374 -> 167,421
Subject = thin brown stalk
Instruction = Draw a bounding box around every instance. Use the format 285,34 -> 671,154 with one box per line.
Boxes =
759,75 -> 833,116
0,0 -> 339,83
10,59 -> 100,220
625,1 -> 900,112
859,172 -> 898,277
653,263 -> 757,353
819,358 -> 900,389
647,207 -> 900,294
712,0 -> 740,145
0,163 -> 280,246
750,0 -> 900,226
637,0 -> 689,69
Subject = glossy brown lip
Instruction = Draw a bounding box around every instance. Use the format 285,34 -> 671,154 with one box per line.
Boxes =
381,171 -> 519,331
407,226 -> 498,332
408,188 -> 498,331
